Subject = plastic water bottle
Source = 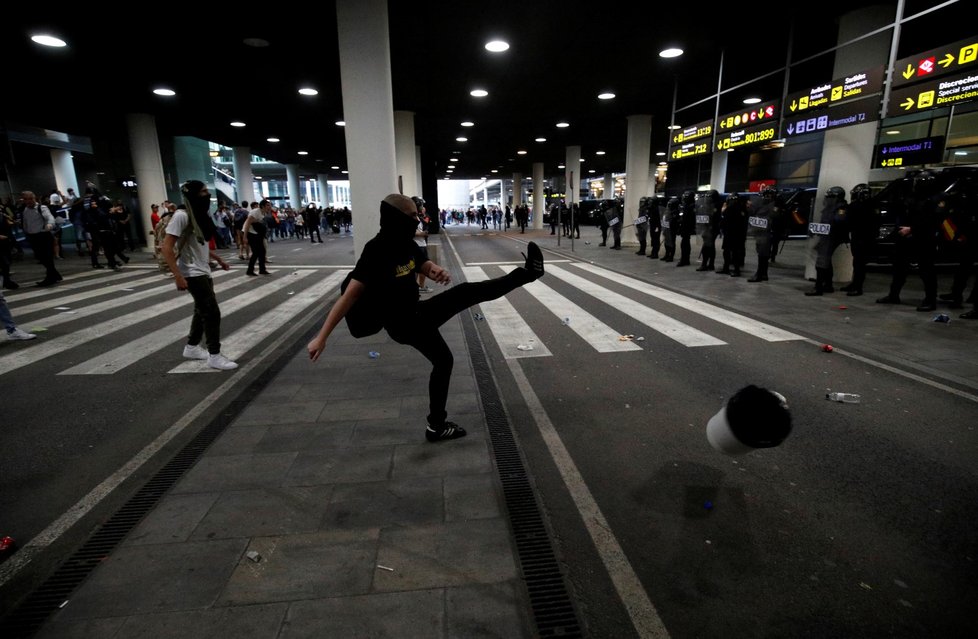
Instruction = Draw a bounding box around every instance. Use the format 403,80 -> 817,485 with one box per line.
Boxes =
826,392 -> 860,403
368,351 -> 380,359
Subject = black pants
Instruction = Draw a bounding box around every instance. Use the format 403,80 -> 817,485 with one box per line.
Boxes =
186,275 -> 222,354
100,230 -> 125,267
679,233 -> 691,264
848,239 -> 871,292
888,236 -> 937,302
308,224 -> 321,242
26,232 -> 60,282
247,233 -> 267,273
388,269 -> 531,426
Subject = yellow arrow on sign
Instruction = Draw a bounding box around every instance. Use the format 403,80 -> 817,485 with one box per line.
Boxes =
902,64 -> 915,80
939,53 -> 954,69
901,97 -> 915,110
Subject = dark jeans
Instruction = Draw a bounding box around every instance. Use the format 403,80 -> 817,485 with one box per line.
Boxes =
388,269 -> 531,426
186,275 -> 222,354
888,236 -> 937,302
26,232 -> 60,282
247,234 -> 267,273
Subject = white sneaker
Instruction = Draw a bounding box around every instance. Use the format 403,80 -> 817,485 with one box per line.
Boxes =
183,344 -> 209,360
6,328 -> 37,341
207,353 -> 238,370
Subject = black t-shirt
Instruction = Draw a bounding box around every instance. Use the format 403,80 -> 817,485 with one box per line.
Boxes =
350,234 -> 428,330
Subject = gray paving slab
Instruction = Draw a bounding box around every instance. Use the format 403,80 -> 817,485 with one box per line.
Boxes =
282,590 -> 444,639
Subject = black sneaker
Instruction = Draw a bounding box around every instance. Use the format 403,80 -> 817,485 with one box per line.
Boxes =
426,422 -> 467,443
521,242 -> 544,280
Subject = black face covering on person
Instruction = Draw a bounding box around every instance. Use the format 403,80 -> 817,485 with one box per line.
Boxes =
181,180 -> 216,241
379,201 -> 419,240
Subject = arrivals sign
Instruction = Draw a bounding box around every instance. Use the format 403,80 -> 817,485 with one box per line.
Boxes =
887,68 -> 978,116
671,119 -> 713,145
785,66 -> 884,114
891,37 -> 978,89
873,136 -> 945,168
671,139 -> 711,160
782,96 -> 880,138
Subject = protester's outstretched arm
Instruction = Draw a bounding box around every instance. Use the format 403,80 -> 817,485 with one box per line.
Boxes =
307,278 -> 364,362
420,260 -> 451,285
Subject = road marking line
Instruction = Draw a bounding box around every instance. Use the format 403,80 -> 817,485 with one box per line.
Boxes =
462,266 -> 551,359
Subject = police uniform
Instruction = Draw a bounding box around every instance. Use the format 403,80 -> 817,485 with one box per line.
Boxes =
805,186 -> 848,296
718,193 -> 749,276
607,199 -> 623,250
695,190 -> 722,271
660,197 -> 679,261
646,197 -> 662,259
839,184 -> 875,296
676,191 -> 696,266
634,197 -> 651,255
747,190 -> 778,282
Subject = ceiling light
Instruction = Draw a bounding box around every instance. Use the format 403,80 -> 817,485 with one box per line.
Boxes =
243,37 -> 270,48
341,170 -> 348,174
491,169 -> 498,173
298,87 -> 318,96
230,121 -> 246,127
535,137 -> 546,142
598,92 -> 615,100
659,47 -> 683,58
31,34 -> 66,47
267,137 -> 280,143
331,165 -> 340,169
335,121 -> 346,126
485,40 -> 509,52
517,150 -> 527,155
596,151 -> 606,155
447,169 -> 454,173
558,165 -> 565,169
153,88 -> 175,96
556,122 -> 569,128
742,97 -> 761,105
297,151 -> 308,155
461,121 -> 474,127
448,165 -> 456,169
209,150 -> 220,158
588,170 -> 595,173
656,151 -> 666,156
667,125 -> 681,130
579,158 -> 585,162
885,129 -> 900,135
456,137 -> 468,142
470,89 -> 488,97
255,176 -> 263,180
955,150 -> 968,156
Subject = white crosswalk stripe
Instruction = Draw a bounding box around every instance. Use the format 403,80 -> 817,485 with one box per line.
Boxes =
58,270 -> 328,375
462,266 -> 551,359
545,265 -> 726,347
168,270 -> 349,373
497,267 -> 642,353
573,263 -> 804,342
3,269 -> 134,303
0,272 -> 249,377
14,271 -> 163,316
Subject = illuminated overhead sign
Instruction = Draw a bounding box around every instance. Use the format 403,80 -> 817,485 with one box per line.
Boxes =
887,68 -> 978,116
671,120 -> 713,144
782,96 -> 880,137
873,136 -> 945,168
670,139 -> 711,160
717,102 -> 778,131
786,66 -> 884,113
892,37 -> 978,89
715,121 -> 778,151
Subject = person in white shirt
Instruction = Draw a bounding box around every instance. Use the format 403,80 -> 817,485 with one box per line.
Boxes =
161,180 -> 237,370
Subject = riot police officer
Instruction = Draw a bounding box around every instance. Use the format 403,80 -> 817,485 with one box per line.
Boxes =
676,190 -> 696,266
805,186 -> 848,296
597,200 -> 610,246
635,196 -> 651,255
695,190 -> 723,271
718,192 -> 750,276
877,170 -> 941,310
839,183 -> 875,296
607,198 -> 624,250
660,196 -> 679,262
646,196 -> 662,259
747,188 -> 778,282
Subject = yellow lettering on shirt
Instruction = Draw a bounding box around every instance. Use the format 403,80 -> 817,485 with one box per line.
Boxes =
394,258 -> 416,278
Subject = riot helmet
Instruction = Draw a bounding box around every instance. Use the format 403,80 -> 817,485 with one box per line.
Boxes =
761,187 -> 777,200
850,183 -> 871,202
667,196 -> 680,210
825,186 -> 846,201
681,190 -> 695,206
911,170 -> 937,197
726,192 -> 741,203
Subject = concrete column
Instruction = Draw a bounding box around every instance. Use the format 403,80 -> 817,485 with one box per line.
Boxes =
286,164 -> 302,209
622,115 -> 652,246
232,147 -> 256,204
513,173 -> 523,206
394,111 -> 419,197
710,152 -> 728,193
50,149 -> 79,197
532,162 -> 544,230
565,146 -> 581,205
317,174 -> 330,207
604,173 -> 614,199
337,0 -> 397,258
806,5 -> 891,282
126,114 -> 168,250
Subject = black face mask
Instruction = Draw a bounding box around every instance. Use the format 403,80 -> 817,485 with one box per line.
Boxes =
181,180 -> 216,241
379,200 -> 419,240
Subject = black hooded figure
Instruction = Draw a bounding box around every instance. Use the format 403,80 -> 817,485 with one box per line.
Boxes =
840,184 -> 875,295
661,196 -> 680,262
308,194 -> 546,443
676,190 -> 696,266
805,186 -> 848,296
